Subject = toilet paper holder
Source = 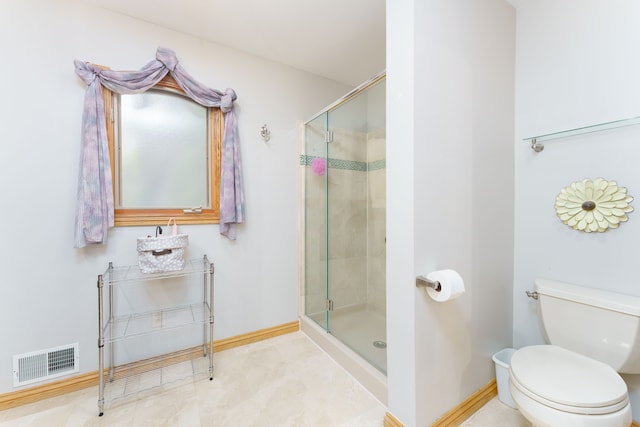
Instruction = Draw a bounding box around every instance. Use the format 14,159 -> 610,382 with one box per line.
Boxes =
416,275 -> 442,292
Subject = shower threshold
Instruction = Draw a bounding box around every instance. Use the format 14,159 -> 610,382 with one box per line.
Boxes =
307,304 -> 387,374
300,315 -> 387,405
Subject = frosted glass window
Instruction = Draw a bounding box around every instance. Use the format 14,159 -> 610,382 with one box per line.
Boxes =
102,74 -> 222,227
117,90 -> 208,209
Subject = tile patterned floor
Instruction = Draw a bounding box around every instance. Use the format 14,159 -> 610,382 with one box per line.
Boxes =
460,398 -> 532,426
0,331 -> 530,426
0,332 -> 385,427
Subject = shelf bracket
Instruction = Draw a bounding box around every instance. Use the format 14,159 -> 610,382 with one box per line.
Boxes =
530,138 -> 544,152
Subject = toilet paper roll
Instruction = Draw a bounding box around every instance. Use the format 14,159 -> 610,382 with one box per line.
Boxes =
425,269 -> 465,302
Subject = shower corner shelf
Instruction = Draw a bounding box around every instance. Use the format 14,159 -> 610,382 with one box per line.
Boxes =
96,255 -> 214,416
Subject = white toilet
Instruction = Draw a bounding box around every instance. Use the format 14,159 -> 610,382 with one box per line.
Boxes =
509,278 -> 640,427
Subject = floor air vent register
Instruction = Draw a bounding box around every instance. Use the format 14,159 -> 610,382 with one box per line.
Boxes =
13,343 -> 79,387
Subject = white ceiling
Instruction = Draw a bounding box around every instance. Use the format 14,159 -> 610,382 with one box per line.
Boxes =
85,0 -> 386,87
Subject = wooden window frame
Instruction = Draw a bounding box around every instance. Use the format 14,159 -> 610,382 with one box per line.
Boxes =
102,74 -> 222,227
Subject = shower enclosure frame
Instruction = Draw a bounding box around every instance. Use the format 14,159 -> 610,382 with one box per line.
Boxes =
299,71 -> 387,403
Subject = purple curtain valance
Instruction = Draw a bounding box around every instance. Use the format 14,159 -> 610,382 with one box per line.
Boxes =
73,47 -> 244,247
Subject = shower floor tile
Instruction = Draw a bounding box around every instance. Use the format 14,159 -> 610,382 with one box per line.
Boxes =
322,305 -> 387,374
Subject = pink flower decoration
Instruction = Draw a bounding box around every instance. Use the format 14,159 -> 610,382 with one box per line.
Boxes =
311,157 -> 326,176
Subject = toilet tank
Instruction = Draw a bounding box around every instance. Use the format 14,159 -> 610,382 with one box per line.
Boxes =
536,278 -> 640,374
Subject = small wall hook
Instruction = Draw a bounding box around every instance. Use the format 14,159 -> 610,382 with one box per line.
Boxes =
260,124 -> 271,142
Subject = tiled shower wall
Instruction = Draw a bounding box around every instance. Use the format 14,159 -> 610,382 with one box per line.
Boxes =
366,129 -> 386,319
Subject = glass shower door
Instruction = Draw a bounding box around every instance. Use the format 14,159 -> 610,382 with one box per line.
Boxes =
326,100 -> 368,322
326,78 -> 387,373
304,113 -> 328,330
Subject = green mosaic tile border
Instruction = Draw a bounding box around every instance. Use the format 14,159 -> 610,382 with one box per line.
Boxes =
329,158 -> 367,172
368,159 -> 386,171
299,154 -> 385,172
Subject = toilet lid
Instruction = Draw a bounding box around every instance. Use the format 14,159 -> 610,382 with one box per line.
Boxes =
510,345 -> 628,413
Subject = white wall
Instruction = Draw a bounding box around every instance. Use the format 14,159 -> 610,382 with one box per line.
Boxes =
387,0 -> 515,425
512,0 -> 640,419
0,0 -> 350,394
386,0 -> 418,421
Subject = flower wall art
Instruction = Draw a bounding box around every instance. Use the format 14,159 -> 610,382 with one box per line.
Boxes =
555,178 -> 633,233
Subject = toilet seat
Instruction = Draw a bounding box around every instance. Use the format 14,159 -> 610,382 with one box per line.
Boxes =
510,345 -> 629,415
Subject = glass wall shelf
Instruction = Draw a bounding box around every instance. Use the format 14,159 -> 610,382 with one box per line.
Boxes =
524,116 -> 640,152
